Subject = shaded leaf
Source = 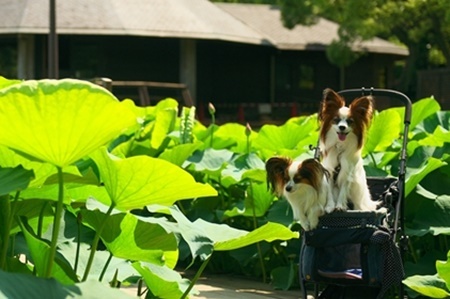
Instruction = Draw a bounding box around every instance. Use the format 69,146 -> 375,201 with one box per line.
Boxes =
81,203 -> 179,269
406,158 -> 447,196
0,165 -> 34,196
0,270 -> 136,299
18,218 -> 78,284
224,182 -> 274,218
406,186 -> 450,236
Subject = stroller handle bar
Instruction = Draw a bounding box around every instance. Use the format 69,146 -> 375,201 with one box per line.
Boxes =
338,88 -> 412,124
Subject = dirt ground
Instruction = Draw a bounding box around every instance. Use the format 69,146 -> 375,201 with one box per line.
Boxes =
120,273 -> 305,298
189,274 -> 302,299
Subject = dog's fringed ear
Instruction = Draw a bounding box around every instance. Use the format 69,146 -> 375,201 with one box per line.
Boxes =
265,157 -> 290,195
350,95 -> 374,127
300,158 -> 325,190
319,88 -> 345,121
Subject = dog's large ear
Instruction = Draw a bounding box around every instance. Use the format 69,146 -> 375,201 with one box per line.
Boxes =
265,157 -> 290,195
319,88 -> 345,122
350,95 -> 374,126
300,159 -> 324,190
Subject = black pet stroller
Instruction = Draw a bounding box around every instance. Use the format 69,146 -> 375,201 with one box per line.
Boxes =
299,88 -> 412,299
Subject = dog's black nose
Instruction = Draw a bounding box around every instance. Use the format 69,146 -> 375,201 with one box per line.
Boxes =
338,125 -> 346,131
285,185 -> 292,192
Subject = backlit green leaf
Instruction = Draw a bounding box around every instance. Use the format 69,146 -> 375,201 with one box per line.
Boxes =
0,79 -> 136,167
90,148 -> 217,210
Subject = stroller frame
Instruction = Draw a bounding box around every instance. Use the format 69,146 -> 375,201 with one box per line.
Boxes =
299,88 -> 412,299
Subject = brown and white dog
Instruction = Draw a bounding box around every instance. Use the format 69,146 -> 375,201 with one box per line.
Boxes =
318,88 -> 378,211
266,157 -> 333,230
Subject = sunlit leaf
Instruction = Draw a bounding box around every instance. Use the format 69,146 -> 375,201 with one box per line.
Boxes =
0,79 -> 136,167
191,219 -> 298,251
159,143 -> 202,166
437,251 -> 450,291
419,126 -> 450,147
392,97 -> 440,132
363,109 -> 401,156
90,148 -> 217,210
253,122 -> 318,158
132,262 -> 195,299
403,274 -> 450,298
0,76 -> 21,90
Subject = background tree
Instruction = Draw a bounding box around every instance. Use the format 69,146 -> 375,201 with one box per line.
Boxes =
279,0 -> 450,97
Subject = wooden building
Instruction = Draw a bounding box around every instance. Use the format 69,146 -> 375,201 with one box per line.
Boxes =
0,0 -> 408,124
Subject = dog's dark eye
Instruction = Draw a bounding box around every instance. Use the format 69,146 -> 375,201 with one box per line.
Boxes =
347,118 -> 354,125
293,175 -> 302,184
333,117 -> 341,124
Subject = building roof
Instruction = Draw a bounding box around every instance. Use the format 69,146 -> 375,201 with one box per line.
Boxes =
217,3 -> 408,56
0,0 -> 407,56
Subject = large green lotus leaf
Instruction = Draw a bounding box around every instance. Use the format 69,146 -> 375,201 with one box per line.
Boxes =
419,126 -> 450,147
221,153 -> 265,183
405,157 -> 447,196
158,142 -> 202,167
132,262 -> 195,299
58,242 -> 137,282
0,166 -> 34,196
363,109 -> 401,156
0,79 -> 137,167
391,97 -> 440,132
184,148 -> 234,176
156,205 -> 214,262
144,104 -> 177,150
192,219 -> 298,251
0,76 -> 21,89
9,199 -> 54,235
208,123 -> 257,153
19,173 -> 105,205
81,202 -> 179,268
223,182 -> 274,218
0,270 -> 136,299
403,274 -> 450,298
437,251 -> 450,291
0,145 -> 58,188
423,111 -> 450,132
90,148 -> 217,210
253,122 -> 317,153
271,263 -> 296,291
406,186 -> 450,236
18,218 -> 78,284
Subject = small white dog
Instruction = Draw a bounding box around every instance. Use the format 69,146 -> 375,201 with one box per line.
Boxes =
266,157 -> 333,230
318,88 -> 378,211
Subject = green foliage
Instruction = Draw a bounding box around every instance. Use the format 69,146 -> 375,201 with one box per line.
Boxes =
0,78 -> 299,298
2,77 -> 450,297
